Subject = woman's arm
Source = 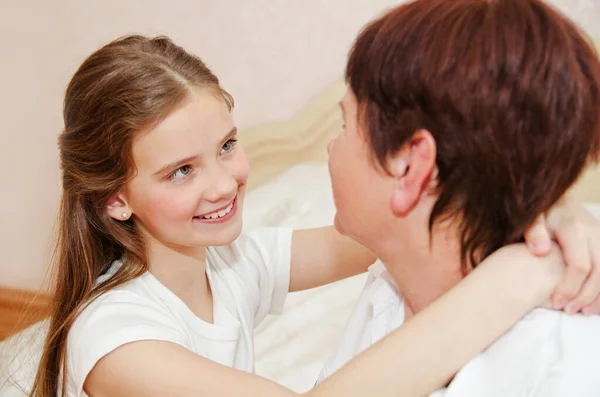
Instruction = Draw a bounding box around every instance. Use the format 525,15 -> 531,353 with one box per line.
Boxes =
85,244 -> 561,397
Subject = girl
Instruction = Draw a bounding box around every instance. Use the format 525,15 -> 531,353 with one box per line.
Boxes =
31,35 -> 600,397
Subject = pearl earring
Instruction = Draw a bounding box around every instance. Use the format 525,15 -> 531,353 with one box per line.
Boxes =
121,212 -> 129,220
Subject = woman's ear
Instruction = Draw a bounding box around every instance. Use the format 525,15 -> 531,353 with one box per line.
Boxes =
389,129 -> 437,217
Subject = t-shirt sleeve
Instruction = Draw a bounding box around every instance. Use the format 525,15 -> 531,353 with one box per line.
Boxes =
66,291 -> 188,397
233,227 -> 293,324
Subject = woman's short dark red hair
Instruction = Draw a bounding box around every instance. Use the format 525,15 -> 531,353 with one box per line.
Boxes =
347,0 -> 600,270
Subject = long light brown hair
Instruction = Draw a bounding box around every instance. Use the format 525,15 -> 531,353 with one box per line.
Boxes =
31,35 -> 233,396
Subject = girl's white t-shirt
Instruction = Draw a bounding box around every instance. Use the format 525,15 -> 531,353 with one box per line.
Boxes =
65,227 -> 292,397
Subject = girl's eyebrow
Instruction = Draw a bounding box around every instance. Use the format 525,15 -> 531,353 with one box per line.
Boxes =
152,126 -> 237,176
220,126 -> 238,145
153,155 -> 199,176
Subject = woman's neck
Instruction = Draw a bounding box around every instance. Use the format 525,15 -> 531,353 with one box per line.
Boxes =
377,222 -> 465,319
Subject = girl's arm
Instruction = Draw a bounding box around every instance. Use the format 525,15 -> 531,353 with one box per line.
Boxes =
84,244 -> 562,397
289,226 -> 375,292
289,198 -> 600,312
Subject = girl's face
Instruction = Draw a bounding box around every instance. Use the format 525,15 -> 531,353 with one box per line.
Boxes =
115,87 -> 249,253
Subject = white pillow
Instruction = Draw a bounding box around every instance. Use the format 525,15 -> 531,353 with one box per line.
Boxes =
585,203 -> 600,219
243,163 -> 336,231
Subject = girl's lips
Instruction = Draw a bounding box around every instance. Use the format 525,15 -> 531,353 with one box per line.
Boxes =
193,197 -> 238,224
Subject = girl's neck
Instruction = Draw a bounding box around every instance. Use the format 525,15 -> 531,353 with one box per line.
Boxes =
147,240 -> 214,323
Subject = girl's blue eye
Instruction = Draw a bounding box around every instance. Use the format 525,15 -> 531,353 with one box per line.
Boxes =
220,138 -> 238,155
170,165 -> 192,182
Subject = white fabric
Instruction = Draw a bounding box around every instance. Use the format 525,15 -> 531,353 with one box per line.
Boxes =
316,261 -> 403,382
318,261 -> 600,396
65,227 -> 292,397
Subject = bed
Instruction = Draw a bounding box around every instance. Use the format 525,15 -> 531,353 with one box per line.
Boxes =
1,75 -> 600,394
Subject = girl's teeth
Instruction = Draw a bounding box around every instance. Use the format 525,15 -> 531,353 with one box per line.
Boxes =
201,202 -> 233,219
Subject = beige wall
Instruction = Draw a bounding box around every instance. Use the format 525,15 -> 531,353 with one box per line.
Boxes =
1,2 -> 69,291
1,0 -> 599,291
0,0 -> 401,291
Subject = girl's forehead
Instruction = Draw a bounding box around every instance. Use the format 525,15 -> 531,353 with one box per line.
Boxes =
132,91 -> 234,170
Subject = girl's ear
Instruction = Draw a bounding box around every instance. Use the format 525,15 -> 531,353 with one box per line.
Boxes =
106,192 -> 133,221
